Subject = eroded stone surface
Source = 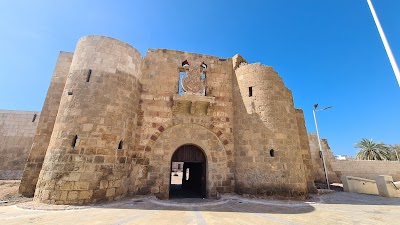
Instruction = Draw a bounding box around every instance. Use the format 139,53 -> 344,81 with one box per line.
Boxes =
13,35 -> 317,204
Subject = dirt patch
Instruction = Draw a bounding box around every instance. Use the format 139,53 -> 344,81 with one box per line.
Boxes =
0,180 -> 31,206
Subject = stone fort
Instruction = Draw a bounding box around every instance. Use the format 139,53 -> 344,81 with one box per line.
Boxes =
4,35 -> 320,204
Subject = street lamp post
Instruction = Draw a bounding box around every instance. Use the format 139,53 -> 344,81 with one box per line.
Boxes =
366,0 -> 400,87
313,104 -> 332,190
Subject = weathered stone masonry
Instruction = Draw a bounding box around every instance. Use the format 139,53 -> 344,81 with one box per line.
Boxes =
18,35 -> 316,204
19,52 -> 73,196
0,110 -> 40,179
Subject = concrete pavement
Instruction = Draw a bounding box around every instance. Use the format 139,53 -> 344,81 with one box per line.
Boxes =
1,192 -> 399,225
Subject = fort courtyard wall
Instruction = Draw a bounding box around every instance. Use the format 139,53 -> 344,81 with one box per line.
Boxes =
0,35 -> 322,204
308,133 -> 340,183
0,110 -> 40,179
332,160 -> 400,181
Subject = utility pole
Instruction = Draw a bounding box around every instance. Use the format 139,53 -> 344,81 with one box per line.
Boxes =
313,104 -> 332,190
366,0 -> 400,87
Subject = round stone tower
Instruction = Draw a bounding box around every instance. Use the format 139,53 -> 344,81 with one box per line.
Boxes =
34,36 -> 142,204
232,63 -> 309,198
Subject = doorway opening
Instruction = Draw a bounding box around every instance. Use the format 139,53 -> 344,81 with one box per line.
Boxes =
170,144 -> 206,198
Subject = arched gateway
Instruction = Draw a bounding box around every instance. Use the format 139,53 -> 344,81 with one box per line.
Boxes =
170,145 -> 206,198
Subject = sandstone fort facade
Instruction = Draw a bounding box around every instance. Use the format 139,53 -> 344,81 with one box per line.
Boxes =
14,35 -> 318,204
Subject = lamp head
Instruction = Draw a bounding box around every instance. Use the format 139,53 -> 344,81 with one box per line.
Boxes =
314,103 -> 318,109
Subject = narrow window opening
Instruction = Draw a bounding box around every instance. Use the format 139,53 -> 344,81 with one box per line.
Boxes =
201,73 -> 206,96
319,151 -> 322,158
71,135 -> 78,148
270,149 -> 275,157
68,91 -> 73,96
32,114 -> 37,122
86,69 -> 92,82
178,71 -> 186,94
249,86 -> 253,97
118,140 -> 123,150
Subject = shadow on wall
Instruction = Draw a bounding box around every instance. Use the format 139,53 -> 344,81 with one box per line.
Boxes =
232,63 -> 312,198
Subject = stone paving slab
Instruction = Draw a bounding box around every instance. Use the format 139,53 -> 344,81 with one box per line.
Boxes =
0,192 -> 400,225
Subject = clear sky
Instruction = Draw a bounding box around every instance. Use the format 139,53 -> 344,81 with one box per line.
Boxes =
0,0 -> 399,157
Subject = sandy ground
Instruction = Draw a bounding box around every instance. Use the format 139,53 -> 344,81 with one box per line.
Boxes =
0,180 -> 31,206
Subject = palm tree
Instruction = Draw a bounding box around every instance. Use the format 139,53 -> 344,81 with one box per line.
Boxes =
388,145 -> 400,161
355,138 -> 390,160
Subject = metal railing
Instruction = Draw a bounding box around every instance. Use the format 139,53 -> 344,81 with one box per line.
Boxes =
390,181 -> 399,190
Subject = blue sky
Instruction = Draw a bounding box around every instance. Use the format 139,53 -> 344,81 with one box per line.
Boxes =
0,0 -> 399,156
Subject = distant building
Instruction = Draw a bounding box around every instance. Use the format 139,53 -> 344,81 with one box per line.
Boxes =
335,155 -> 355,161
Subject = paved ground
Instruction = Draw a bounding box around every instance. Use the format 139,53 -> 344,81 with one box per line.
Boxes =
1,191 -> 400,225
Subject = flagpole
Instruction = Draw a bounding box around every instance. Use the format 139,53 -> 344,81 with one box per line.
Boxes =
367,0 -> 400,87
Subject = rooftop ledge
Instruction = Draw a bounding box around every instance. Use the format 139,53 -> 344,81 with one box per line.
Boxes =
173,94 -> 215,103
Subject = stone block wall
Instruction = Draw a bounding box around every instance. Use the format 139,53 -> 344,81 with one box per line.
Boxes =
33,36 -> 142,204
19,52 -> 73,196
308,133 -> 340,183
332,160 -> 400,181
18,35 -> 316,204
295,110 -> 317,193
0,110 -> 40,179
232,62 -> 309,198
308,134 -> 400,185
133,49 -> 235,198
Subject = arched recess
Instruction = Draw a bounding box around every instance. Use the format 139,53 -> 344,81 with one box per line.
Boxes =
170,144 -> 207,198
139,123 -> 234,199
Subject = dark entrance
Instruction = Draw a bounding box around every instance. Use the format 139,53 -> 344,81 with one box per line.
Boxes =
170,145 -> 206,198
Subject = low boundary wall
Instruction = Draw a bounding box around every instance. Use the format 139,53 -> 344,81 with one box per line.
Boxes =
343,175 -> 400,198
332,160 -> 400,181
344,176 -> 378,195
